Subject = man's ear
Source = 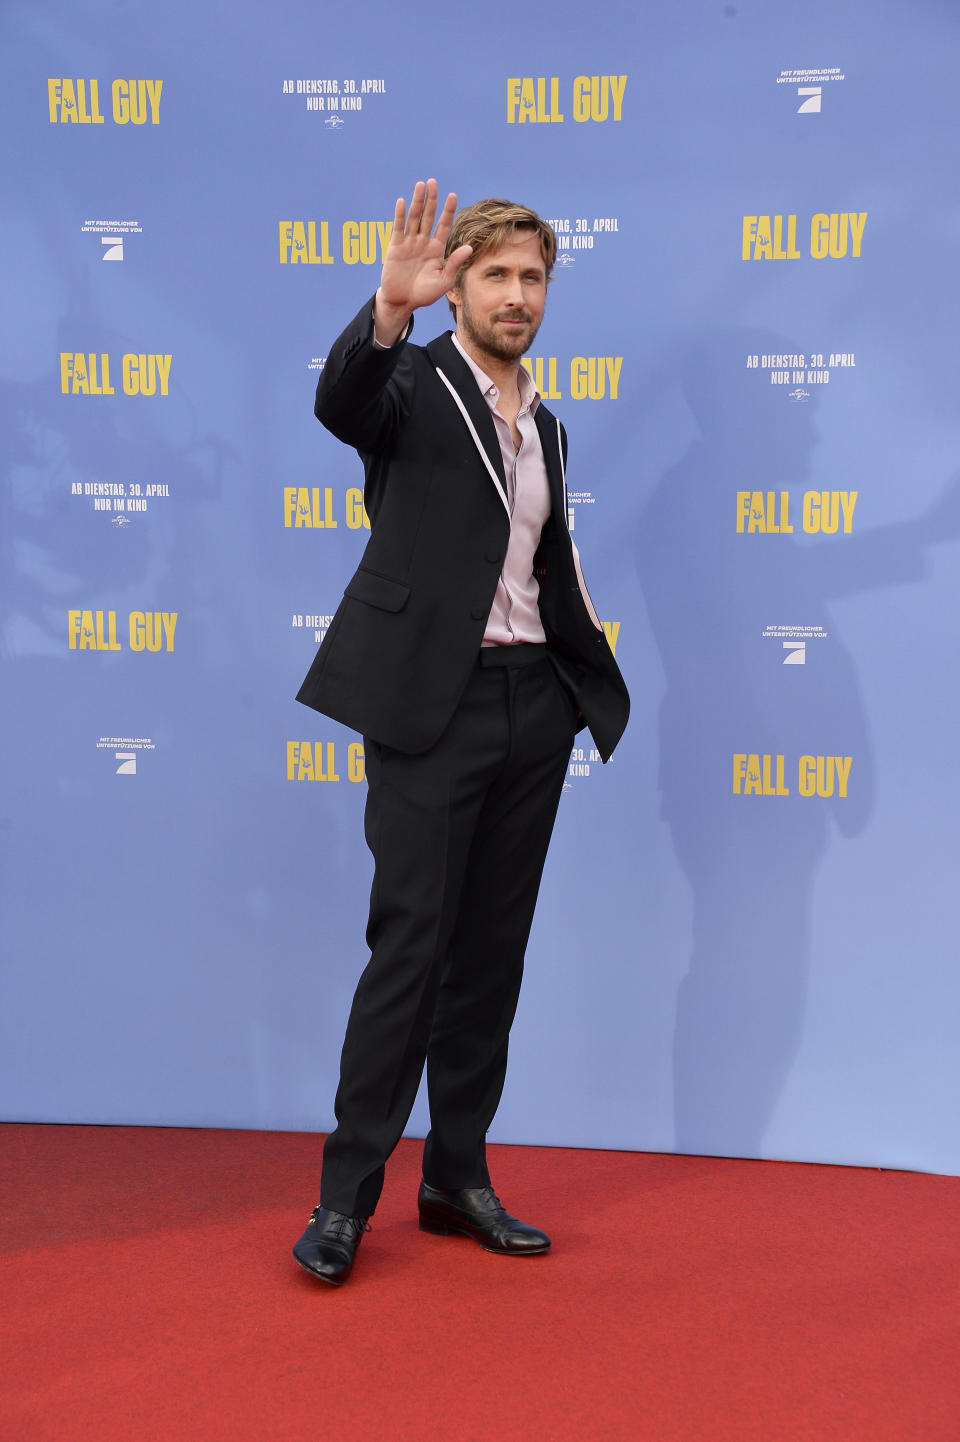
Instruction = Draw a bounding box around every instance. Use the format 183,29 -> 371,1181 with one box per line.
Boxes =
446,287 -> 461,315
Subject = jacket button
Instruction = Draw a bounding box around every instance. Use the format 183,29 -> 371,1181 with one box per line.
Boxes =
485,550 -> 502,564
470,607 -> 486,621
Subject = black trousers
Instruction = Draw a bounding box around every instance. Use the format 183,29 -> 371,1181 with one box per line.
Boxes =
320,646 -> 577,1218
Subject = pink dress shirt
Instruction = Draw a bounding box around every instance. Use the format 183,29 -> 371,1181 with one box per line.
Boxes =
450,336 -> 550,647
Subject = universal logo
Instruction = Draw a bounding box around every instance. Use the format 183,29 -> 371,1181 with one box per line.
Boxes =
555,254 -> 577,269
788,388 -> 811,403
324,115 -> 345,130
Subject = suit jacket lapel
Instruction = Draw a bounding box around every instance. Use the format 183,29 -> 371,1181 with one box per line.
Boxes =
427,333 -> 569,532
427,333 -> 509,512
534,404 -> 569,531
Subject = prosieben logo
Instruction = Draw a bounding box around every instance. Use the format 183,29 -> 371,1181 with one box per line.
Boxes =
775,67 -> 845,113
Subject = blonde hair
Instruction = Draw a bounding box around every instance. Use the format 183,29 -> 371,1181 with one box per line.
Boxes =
444,198 -> 556,316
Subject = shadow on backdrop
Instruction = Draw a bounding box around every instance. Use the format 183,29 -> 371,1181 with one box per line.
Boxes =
638,330 -> 960,1157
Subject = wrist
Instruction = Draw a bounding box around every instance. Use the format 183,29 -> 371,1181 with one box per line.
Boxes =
373,291 -> 412,346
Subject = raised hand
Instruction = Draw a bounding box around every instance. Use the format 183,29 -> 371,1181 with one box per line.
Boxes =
374,179 -> 472,343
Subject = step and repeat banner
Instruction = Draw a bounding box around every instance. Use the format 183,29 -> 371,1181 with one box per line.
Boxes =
2,1 -> 958,1173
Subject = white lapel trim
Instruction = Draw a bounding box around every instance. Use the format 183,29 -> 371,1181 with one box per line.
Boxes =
556,417 -> 570,528
435,366 -> 510,516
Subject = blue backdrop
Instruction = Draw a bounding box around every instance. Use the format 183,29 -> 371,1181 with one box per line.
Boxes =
2,0 -> 958,1174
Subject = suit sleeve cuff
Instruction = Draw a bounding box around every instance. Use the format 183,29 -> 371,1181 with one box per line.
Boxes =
372,315 -> 412,350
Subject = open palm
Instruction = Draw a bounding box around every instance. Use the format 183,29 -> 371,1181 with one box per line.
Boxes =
378,179 -> 473,316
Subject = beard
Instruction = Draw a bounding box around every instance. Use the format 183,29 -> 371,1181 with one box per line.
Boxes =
459,291 -> 543,363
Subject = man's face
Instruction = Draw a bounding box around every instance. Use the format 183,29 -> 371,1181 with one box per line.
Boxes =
448,233 -> 547,364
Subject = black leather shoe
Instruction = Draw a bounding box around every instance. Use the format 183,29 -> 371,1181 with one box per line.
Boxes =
418,1182 -> 551,1255
292,1205 -> 370,1285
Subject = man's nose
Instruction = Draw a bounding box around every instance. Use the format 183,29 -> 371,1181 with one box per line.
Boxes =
502,275 -> 524,305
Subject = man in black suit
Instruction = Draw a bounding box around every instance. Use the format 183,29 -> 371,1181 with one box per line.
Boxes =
292,180 -> 629,1284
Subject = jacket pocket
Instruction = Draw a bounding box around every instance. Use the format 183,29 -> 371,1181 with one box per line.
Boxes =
343,566 -> 410,612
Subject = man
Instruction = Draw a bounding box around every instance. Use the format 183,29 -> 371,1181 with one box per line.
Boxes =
292,180 -> 629,1284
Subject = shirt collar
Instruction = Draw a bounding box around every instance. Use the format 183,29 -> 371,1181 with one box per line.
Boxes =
451,333 -> 541,412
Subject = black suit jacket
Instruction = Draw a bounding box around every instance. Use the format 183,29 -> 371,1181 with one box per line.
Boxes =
296,297 -> 629,761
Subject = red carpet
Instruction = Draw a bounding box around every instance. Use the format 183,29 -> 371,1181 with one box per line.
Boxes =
2,1125 -> 958,1440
